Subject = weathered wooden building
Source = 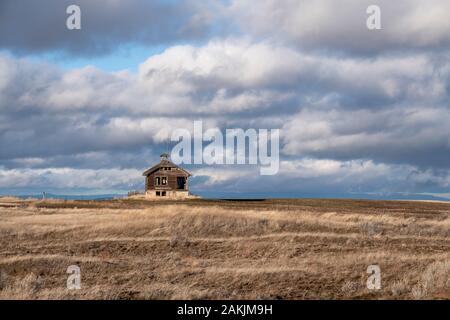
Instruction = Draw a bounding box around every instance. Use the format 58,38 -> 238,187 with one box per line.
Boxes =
142,153 -> 192,199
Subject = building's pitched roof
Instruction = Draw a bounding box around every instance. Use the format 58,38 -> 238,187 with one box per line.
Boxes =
142,158 -> 191,177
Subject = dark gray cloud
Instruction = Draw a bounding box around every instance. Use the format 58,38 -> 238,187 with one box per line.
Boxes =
0,0 -> 216,56
282,106 -> 450,169
230,0 -> 450,55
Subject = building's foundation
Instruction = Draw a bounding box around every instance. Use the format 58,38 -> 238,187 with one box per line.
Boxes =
144,190 -> 199,200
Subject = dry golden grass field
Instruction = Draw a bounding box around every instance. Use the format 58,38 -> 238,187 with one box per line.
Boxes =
0,197 -> 449,300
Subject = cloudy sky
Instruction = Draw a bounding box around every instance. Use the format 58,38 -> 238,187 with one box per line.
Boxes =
1,0 -> 450,199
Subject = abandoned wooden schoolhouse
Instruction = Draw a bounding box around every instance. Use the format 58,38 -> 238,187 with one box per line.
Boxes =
141,153 -> 194,199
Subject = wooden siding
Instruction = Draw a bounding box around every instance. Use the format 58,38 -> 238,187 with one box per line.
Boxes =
145,167 -> 189,191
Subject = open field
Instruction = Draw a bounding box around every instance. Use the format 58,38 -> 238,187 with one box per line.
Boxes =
0,197 -> 449,299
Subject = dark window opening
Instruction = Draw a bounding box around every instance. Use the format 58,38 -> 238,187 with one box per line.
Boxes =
161,191 -> 166,196
177,177 -> 186,190
155,176 -> 167,186
156,191 -> 160,196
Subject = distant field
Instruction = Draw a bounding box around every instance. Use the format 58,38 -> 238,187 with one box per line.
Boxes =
0,197 -> 449,299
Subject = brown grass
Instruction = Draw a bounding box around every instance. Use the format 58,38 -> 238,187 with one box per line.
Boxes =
0,198 -> 449,299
